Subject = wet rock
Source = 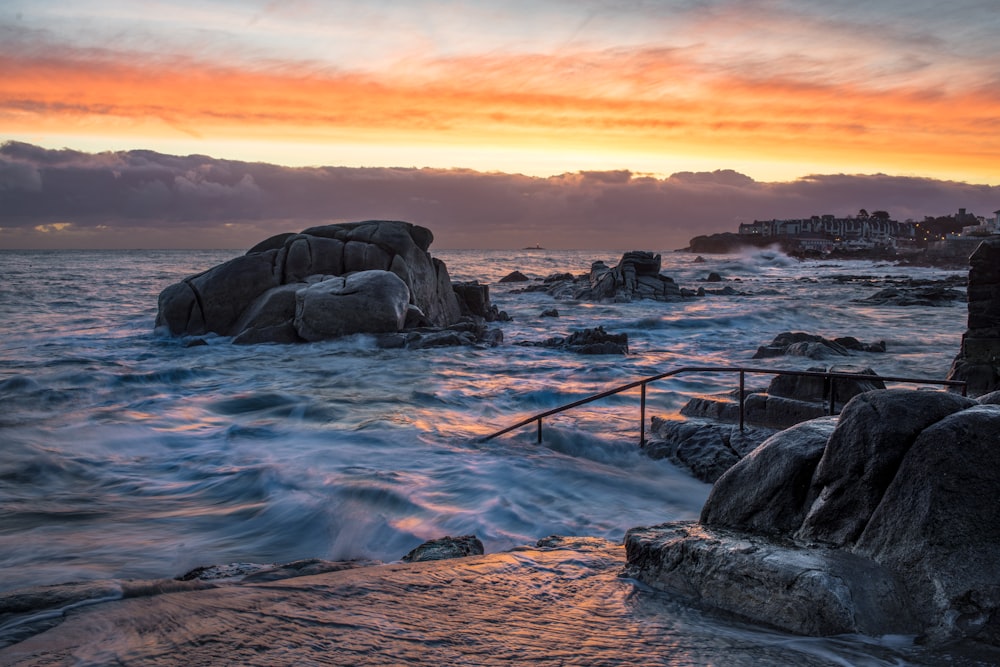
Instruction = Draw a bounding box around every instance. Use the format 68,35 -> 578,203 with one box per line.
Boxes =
624,522 -> 916,637
855,285 -> 965,306
540,308 -> 559,318
401,535 -> 485,563
294,271 -> 410,342
854,404 -> 1000,644
499,270 -> 530,283
705,272 -> 722,282
626,389 -> 1000,647
156,220 -> 462,342
752,332 -> 885,359
533,251 -> 684,303
453,281 -> 511,322
516,326 -> 628,355
644,419 -> 775,483
678,365 -> 884,432
379,317 -> 503,350
700,417 -> 837,535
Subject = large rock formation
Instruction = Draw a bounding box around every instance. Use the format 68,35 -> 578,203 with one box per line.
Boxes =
948,238 -> 1000,396
625,389 -> 1000,647
155,221 -> 463,344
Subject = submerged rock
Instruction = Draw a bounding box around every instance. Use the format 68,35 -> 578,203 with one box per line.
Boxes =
625,390 -> 1000,647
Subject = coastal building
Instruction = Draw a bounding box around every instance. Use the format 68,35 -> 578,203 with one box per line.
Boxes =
738,213 -> 915,252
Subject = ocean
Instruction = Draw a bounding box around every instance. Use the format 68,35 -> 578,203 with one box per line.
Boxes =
0,247 -> 981,665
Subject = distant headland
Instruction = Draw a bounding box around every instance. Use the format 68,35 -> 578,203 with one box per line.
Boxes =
685,207 -> 1000,265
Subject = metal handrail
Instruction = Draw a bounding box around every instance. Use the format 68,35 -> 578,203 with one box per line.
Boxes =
481,365 -> 968,444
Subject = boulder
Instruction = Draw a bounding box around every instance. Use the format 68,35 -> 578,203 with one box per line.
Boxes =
232,283 -> 303,345
499,271 -> 530,283
155,221 -> 463,343
854,405 -> 1000,643
401,535 -> 485,563
625,389 -> 1000,647
294,271 -> 410,342
796,390 -> 976,546
700,417 -> 837,536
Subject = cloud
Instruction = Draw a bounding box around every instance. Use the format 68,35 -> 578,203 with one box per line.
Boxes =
1,142 -> 998,250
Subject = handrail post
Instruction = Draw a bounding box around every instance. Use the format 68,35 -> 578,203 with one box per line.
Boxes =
738,370 -> 745,432
537,418 -> 542,444
640,381 -> 647,447
827,373 -> 836,415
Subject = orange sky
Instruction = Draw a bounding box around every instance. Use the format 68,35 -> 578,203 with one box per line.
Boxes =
3,1 -> 1000,184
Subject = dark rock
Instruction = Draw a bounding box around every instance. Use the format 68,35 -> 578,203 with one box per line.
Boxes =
540,308 -> 559,318
623,522 -> 917,637
948,239 -> 1000,396
563,326 -> 629,355
453,281 -> 511,322
752,332 -> 885,360
155,221 -> 462,343
232,283 -> 303,345
700,417 -> 837,536
678,366 -> 884,432
533,251 -> 683,303
706,272 -> 722,282
856,285 -> 965,306
854,405 -> 1000,643
796,390 -> 976,546
515,326 -> 628,355
401,535 -> 485,563
294,271 -> 410,342
766,364 -> 884,405
499,271 -> 530,283
625,390 -> 1000,646
645,419 -> 775,483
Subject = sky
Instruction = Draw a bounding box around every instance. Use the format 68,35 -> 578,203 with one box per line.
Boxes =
2,0 -> 999,250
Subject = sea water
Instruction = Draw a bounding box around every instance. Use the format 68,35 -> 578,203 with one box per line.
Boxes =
0,248 -> 980,664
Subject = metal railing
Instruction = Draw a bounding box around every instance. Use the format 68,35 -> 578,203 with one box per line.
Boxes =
481,365 -> 967,444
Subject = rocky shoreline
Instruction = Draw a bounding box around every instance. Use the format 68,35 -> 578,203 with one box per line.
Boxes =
142,223 -> 1000,659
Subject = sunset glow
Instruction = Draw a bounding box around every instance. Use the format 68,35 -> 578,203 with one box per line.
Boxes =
2,1 -> 1000,248
5,1 -> 1000,182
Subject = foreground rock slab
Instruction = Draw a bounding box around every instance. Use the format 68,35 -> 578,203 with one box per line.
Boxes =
626,390 -> 1000,648
624,522 -> 915,637
3,537 -> 982,667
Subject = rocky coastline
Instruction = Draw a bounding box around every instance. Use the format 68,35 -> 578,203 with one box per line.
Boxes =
137,223 -> 1000,660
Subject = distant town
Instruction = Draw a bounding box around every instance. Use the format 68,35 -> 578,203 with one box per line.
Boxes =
688,207 -> 1000,263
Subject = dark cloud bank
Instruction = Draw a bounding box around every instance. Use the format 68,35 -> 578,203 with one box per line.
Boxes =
1,141 -> 997,250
